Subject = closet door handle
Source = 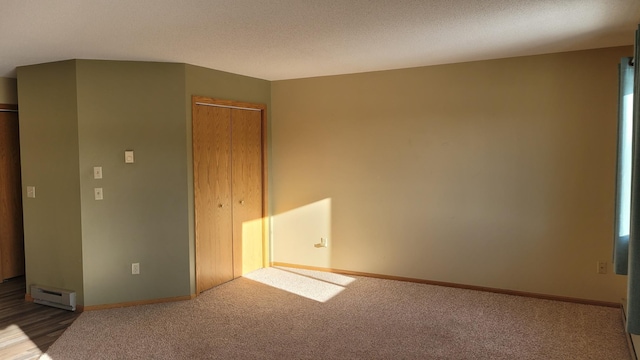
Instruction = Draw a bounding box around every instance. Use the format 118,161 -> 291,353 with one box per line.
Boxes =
218,204 -> 224,208
239,200 -> 245,205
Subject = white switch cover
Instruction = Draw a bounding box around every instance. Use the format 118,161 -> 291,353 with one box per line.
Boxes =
132,263 -> 140,275
93,166 -> 103,179
94,188 -> 104,200
27,186 -> 35,198
125,150 -> 134,164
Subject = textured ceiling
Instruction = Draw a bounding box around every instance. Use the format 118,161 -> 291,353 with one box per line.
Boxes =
1,0 -> 638,80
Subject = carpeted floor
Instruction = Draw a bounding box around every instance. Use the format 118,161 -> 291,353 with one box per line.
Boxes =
43,267 -> 631,359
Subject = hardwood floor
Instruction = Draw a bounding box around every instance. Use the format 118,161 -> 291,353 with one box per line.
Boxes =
0,276 -> 79,359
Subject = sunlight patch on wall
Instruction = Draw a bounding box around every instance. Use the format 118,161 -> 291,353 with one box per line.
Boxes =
272,198 -> 332,268
244,267 -> 350,303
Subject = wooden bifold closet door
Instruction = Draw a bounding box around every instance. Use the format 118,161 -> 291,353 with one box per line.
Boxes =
193,97 -> 265,294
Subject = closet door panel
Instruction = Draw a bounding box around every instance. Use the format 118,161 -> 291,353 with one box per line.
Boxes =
231,108 -> 263,276
193,105 -> 233,292
0,111 -> 24,280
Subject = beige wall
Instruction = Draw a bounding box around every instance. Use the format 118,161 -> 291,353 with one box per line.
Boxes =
0,77 -> 17,104
271,46 -> 632,303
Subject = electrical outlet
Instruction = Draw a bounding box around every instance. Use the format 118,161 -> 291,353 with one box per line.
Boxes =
132,263 -> 140,275
314,237 -> 328,248
597,261 -> 607,274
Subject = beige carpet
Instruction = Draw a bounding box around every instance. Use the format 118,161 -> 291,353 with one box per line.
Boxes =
43,267 -> 631,359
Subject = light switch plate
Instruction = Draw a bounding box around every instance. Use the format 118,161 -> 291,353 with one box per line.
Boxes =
125,150 -> 134,164
27,186 -> 35,198
93,166 -> 103,179
94,188 -> 103,200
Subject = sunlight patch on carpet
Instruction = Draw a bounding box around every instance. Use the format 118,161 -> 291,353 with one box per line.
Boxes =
244,267 -> 349,302
273,267 -> 356,287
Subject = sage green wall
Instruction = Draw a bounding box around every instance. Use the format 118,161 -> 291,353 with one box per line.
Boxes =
76,60 -> 189,306
17,61 -> 84,304
16,60 -> 270,306
0,77 -> 17,104
271,46 -> 631,303
184,64 -> 271,294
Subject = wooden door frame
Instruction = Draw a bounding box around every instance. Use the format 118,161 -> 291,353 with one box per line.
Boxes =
0,103 -> 24,281
192,96 -> 269,295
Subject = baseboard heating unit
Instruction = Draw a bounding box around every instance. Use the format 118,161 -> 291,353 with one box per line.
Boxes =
30,285 -> 76,311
